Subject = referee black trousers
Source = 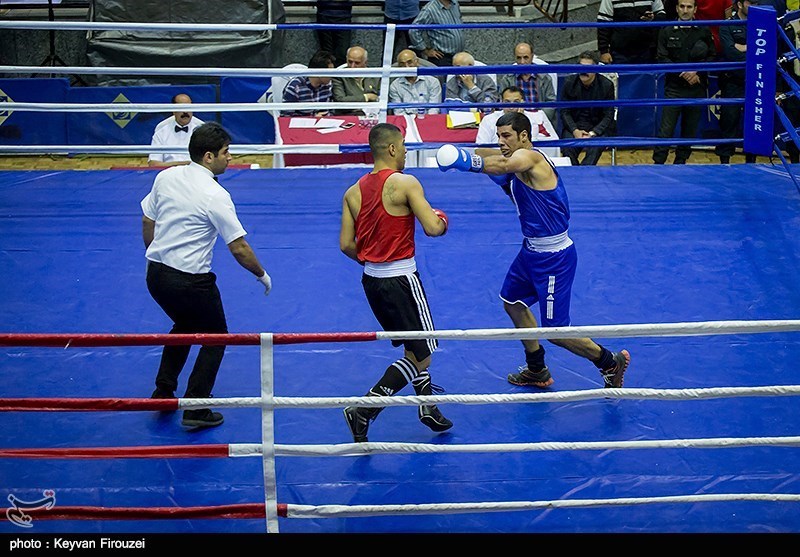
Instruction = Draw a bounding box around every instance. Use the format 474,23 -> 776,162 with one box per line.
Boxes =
146,261 -> 228,399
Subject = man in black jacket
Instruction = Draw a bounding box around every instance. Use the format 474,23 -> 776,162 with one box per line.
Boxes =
558,51 -> 617,166
597,0 -> 667,64
652,0 -> 716,164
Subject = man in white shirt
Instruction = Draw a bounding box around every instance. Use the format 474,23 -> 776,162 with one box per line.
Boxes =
474,86 -> 561,158
141,123 -> 272,430
389,49 -> 442,116
148,93 -> 204,167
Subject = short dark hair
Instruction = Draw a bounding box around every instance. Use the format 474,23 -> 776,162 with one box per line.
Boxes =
189,122 -> 231,163
496,111 -> 531,138
309,50 -> 336,69
171,93 -> 190,104
501,85 -> 524,98
368,123 -> 402,156
578,50 -> 599,64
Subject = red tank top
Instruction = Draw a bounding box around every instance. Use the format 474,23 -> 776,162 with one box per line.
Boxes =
356,169 -> 415,263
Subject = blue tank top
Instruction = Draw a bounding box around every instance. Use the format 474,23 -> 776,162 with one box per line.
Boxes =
509,150 -> 570,238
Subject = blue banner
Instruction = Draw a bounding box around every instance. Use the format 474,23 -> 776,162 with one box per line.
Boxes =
66,85 -> 217,145
0,79 -> 69,145
220,77 -> 274,145
744,5 -> 777,156
616,73 -> 660,137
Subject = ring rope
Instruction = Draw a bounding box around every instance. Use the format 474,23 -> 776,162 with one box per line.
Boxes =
18,493 -> 800,522
3,435 -> 800,460
3,319 -> 800,347
4,384 -> 800,412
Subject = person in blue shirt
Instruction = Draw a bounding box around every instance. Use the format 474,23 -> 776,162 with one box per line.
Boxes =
385,0 -> 421,61
435,112 -> 631,389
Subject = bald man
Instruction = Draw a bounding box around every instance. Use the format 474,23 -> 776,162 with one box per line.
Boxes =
148,93 -> 204,167
332,46 -> 382,115
444,51 -> 498,105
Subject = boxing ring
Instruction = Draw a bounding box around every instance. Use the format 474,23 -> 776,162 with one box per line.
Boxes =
2,11 -> 800,536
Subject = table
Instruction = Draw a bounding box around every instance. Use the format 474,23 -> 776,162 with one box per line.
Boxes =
275,115 -> 410,168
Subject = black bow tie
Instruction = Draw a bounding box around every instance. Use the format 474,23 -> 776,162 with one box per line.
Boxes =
175,125 -> 189,133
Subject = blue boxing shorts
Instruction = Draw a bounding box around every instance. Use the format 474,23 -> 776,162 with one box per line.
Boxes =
499,242 -> 577,327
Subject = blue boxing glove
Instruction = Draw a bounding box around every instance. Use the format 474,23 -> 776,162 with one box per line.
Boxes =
436,144 -> 484,173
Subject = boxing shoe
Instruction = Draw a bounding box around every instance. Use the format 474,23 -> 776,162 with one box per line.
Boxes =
600,349 -> 630,388
507,365 -> 554,388
418,404 -> 453,432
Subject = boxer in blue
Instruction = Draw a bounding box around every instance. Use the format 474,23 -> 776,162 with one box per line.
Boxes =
437,111 -> 629,389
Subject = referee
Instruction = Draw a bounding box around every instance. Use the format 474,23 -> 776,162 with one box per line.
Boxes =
141,123 -> 272,430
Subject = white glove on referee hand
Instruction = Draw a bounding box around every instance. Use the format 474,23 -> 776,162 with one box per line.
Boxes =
257,271 -> 272,296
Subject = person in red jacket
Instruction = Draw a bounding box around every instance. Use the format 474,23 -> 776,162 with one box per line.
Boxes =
339,123 -> 453,442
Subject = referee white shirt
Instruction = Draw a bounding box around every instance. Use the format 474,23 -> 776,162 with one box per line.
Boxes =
148,115 -> 204,164
141,162 -> 246,274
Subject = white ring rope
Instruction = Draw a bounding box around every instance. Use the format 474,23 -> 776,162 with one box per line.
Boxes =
376,319 -> 800,341
0,66 -> 415,78
0,21 -> 282,32
0,101 -> 383,113
180,385 -> 800,410
285,493 -> 800,519
225,436 -> 800,457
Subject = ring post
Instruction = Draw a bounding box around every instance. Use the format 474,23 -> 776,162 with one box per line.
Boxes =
744,5 -> 778,156
259,332 -> 279,533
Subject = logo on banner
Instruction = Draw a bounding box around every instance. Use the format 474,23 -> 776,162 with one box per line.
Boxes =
0,88 -> 13,126
6,490 -> 56,528
106,93 -> 136,128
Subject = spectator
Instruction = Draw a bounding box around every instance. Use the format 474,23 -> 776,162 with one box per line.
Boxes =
385,0 -> 421,62
714,0 -> 755,164
389,49 -> 443,116
332,46 -> 381,115
497,42 -> 557,124
148,93 -> 204,167
445,51 -> 498,106
664,0 -> 733,55
597,0 -> 668,64
282,50 -> 336,117
558,50 -> 617,166
652,0 -> 716,165
409,0 -> 465,67
474,85 -> 560,157
315,0 -> 352,67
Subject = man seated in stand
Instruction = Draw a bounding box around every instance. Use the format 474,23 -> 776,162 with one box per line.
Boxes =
148,93 -> 204,167
282,50 -> 337,117
497,42 -> 557,124
388,49 -> 443,116
558,50 -> 616,166
474,86 -> 560,158
444,51 -> 498,107
332,46 -> 382,116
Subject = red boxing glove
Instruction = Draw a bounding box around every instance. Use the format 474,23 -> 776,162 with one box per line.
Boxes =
432,208 -> 449,234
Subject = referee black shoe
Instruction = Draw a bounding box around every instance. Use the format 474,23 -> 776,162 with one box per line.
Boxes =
419,405 -> 453,432
181,409 -> 224,429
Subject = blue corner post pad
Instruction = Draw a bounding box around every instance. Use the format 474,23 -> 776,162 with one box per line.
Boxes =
744,5 -> 777,156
